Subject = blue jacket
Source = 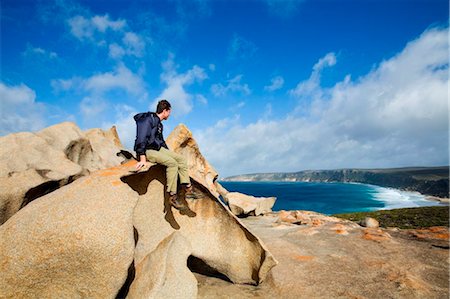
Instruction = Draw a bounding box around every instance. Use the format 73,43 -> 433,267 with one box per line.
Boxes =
133,112 -> 168,158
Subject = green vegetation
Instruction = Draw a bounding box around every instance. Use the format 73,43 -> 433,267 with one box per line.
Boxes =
332,206 -> 449,229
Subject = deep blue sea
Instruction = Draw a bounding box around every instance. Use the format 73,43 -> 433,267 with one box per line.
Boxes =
219,181 -> 443,215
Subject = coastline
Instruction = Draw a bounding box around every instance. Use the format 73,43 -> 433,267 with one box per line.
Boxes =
426,195 -> 450,204
224,180 -> 449,214
223,166 -> 449,199
221,180 -> 449,209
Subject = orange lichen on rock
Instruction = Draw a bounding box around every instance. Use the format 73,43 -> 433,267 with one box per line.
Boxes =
98,170 -> 120,177
111,181 -> 121,186
82,178 -> 92,185
362,228 -> 391,242
386,270 -> 430,292
311,219 -> 322,227
95,163 -> 133,177
331,224 -> 349,235
293,255 -> 315,262
408,226 -> 449,240
123,160 -> 137,167
278,210 -> 297,223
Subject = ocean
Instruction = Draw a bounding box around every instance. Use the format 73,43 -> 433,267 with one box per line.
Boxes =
219,181 -> 444,215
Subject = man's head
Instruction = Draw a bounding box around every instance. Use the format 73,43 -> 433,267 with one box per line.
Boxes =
156,99 -> 171,120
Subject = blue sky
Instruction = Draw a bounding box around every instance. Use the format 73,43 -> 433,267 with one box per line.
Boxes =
1,0 -> 448,177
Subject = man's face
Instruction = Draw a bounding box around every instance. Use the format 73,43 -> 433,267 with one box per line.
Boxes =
162,108 -> 171,120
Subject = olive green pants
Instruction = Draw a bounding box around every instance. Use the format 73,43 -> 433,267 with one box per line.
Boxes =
145,147 -> 190,194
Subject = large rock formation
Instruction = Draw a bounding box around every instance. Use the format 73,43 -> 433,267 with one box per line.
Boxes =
0,122 -> 277,298
0,161 -> 277,298
225,192 -> 276,217
0,165 -> 137,298
0,122 -> 125,224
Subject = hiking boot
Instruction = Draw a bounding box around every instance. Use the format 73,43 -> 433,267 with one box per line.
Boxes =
169,193 -> 188,211
181,184 -> 195,199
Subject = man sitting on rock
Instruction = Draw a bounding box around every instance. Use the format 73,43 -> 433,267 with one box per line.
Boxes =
134,99 -> 192,210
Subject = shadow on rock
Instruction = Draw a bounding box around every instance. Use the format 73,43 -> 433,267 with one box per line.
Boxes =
121,165 -> 197,230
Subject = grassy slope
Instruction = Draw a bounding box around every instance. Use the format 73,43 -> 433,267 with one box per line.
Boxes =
332,206 -> 449,229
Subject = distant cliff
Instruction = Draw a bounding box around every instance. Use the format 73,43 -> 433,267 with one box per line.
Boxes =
223,166 -> 449,198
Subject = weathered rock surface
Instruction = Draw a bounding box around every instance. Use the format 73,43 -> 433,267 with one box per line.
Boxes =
360,216 -> 380,228
166,124 -> 220,197
124,163 -> 277,286
1,161 -> 277,298
0,165 -> 137,298
166,124 -> 278,218
225,192 -> 276,217
195,211 -> 449,298
214,181 -> 230,202
0,122 -> 125,224
127,232 -> 197,299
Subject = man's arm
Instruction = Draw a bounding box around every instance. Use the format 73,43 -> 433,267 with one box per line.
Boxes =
134,119 -> 150,170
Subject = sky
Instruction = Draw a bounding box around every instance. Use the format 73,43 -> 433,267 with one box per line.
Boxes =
1,0 -> 449,177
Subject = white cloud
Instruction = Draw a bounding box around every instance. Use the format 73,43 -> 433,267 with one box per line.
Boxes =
108,43 -> 126,59
68,14 -> 126,41
211,75 -> 251,97
52,64 -> 147,120
264,0 -> 304,18
83,64 -> 147,96
102,104 -> 138,151
68,14 -> 147,60
0,82 -> 46,135
68,15 -> 93,40
122,32 -> 146,57
91,15 -> 126,32
313,52 -> 336,71
196,27 -> 449,177
264,75 -> 284,91
51,77 -> 82,93
80,96 -> 107,119
196,94 -> 208,105
289,52 -> 336,99
155,54 -> 208,116
236,102 -> 245,109
23,45 -> 58,59
228,34 -> 258,61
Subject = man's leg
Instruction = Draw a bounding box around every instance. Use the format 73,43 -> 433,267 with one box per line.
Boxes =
145,149 -> 178,195
160,148 -> 191,186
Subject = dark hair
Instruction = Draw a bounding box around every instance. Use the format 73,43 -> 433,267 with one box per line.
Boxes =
156,99 -> 171,114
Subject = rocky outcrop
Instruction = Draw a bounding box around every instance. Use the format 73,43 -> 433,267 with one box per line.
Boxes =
166,124 -> 220,197
126,163 -> 277,286
0,164 -> 137,298
166,124 -> 277,218
195,211 -> 449,298
225,192 -> 276,217
0,122 -> 277,298
0,122 -> 125,224
127,232 -> 197,299
359,217 -> 380,228
0,160 -> 277,298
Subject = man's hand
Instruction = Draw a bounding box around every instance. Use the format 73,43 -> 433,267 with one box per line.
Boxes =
135,161 -> 149,170
135,155 -> 149,171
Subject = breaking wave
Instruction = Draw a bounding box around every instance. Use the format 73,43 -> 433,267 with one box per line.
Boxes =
371,186 -> 442,210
